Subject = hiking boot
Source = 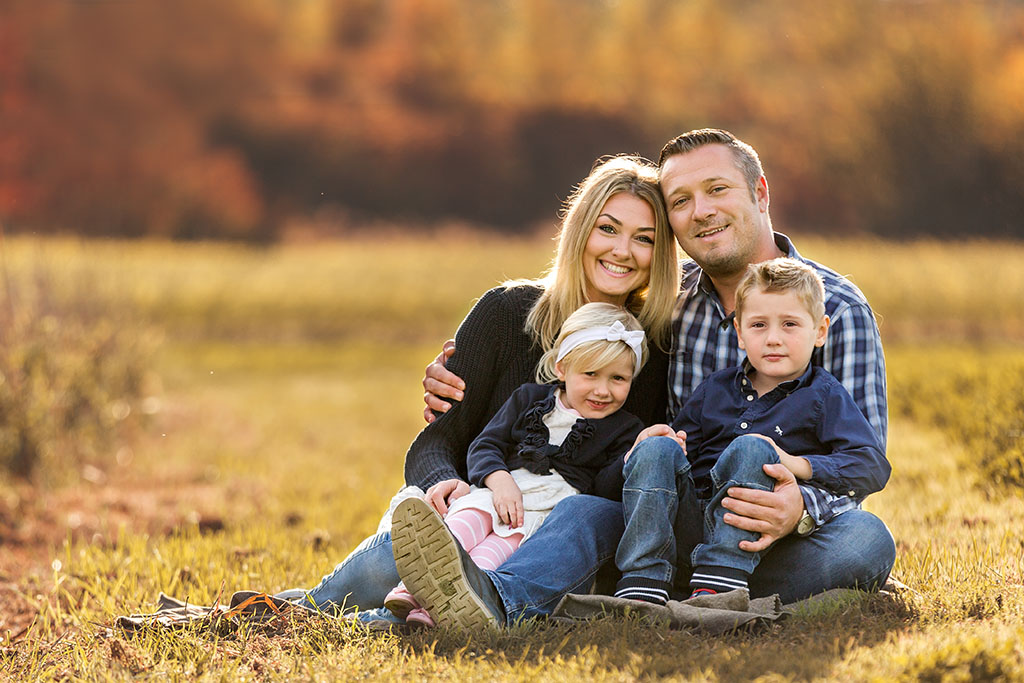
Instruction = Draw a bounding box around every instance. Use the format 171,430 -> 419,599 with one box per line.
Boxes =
391,497 -> 506,631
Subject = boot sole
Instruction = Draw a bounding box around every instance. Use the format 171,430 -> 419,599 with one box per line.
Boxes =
391,498 -> 497,631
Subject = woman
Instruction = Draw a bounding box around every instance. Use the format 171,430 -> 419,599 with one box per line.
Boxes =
289,155 -> 679,623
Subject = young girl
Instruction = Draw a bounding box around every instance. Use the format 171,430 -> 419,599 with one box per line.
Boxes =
384,302 -> 648,626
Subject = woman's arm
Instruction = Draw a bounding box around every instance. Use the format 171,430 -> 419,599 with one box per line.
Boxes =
403,286 -> 541,490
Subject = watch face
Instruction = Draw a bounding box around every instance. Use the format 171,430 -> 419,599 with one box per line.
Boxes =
797,514 -> 814,535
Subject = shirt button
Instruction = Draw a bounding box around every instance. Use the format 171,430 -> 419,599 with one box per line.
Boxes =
742,379 -> 748,386
740,422 -> 748,429
746,395 -> 754,401
848,490 -> 856,497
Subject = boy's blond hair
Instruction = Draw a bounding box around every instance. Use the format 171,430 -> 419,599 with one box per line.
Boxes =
536,303 -> 648,383
735,257 -> 825,323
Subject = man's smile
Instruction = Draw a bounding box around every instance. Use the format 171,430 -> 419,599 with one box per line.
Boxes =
695,224 -> 728,239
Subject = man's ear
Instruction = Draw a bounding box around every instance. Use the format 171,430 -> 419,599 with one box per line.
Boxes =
734,318 -> 746,350
815,315 -> 830,348
755,176 -> 770,213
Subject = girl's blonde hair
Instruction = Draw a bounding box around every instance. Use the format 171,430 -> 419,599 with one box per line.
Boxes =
536,303 -> 648,383
510,155 -> 679,354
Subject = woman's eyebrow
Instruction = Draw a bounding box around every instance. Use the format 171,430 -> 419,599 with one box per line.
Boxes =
597,213 -> 623,225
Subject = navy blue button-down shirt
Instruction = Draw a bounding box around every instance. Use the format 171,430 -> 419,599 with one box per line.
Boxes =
671,362 -> 890,501
667,233 -> 888,526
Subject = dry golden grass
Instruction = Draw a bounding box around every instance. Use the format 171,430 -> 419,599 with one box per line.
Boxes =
1,235 -> 1023,680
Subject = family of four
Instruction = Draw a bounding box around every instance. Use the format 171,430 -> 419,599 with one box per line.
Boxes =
284,128 -> 896,630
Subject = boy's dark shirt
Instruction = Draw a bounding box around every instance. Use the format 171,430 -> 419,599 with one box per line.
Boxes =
467,383 -> 643,500
671,361 -> 890,500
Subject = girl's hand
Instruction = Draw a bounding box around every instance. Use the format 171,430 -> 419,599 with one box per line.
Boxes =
624,424 -> 687,462
424,478 -> 470,515
484,470 -> 524,528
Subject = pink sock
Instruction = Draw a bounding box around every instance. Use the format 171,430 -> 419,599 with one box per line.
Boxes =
468,532 -> 523,571
445,508 -> 493,553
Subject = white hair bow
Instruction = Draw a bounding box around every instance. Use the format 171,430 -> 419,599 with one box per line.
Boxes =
555,321 -> 645,376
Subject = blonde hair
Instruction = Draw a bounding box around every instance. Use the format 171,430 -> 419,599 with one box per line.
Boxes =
536,303 -> 648,383
734,257 -> 826,323
511,155 -> 678,355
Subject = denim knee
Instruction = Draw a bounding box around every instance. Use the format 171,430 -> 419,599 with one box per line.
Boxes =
623,436 -> 689,485
842,510 -> 897,590
711,435 -> 778,491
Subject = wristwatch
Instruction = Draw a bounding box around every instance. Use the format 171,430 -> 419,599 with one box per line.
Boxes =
796,510 -> 815,536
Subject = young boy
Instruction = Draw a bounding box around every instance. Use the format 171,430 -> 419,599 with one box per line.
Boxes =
613,257 -> 891,605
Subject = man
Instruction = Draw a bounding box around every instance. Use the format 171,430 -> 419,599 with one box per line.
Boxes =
407,129 -> 895,628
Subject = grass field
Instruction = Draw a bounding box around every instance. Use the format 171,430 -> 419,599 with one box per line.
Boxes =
1,234 -> 1023,680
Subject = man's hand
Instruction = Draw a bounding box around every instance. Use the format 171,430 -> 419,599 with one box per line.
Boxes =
721,463 -> 804,552
423,478 -> 470,516
422,340 -> 465,423
484,470 -> 524,528
749,434 -> 811,479
624,424 -> 686,462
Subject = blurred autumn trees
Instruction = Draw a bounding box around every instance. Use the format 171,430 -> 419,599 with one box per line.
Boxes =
1,0 -> 1022,240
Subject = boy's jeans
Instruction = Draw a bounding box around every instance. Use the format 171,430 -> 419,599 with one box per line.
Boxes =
616,434 -> 776,590
615,434 -> 895,598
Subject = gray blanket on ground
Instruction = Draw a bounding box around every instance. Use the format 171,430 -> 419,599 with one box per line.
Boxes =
550,585 -> 892,635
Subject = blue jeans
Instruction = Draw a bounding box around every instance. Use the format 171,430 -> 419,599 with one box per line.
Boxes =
294,495 -> 624,625
297,460 -> 894,624
616,435 -> 777,585
297,530 -> 404,624
613,434 -> 895,600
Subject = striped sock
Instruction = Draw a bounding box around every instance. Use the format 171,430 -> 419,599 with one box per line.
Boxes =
613,577 -> 672,606
688,566 -> 749,595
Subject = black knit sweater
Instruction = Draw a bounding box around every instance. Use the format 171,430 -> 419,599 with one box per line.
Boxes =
403,284 -> 669,490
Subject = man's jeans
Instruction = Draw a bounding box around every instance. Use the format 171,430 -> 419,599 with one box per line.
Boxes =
295,455 -> 894,624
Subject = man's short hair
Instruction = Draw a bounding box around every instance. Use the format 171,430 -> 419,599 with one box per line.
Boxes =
658,128 -> 763,196
734,257 -> 826,323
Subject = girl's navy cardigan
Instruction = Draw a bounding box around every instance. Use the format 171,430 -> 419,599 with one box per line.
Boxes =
466,383 -> 643,500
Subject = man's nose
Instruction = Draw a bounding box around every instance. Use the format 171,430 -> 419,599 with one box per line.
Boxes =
692,192 -> 716,222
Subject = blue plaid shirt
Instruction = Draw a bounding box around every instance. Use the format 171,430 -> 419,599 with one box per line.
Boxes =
667,233 -> 888,527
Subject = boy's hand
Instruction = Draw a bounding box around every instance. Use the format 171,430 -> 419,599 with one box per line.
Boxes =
424,478 -> 470,515
750,434 -> 811,479
624,424 -> 686,462
484,470 -> 524,528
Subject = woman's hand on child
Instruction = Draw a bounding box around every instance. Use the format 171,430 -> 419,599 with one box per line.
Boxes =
424,478 -> 470,516
484,470 -> 524,528
624,424 -> 687,462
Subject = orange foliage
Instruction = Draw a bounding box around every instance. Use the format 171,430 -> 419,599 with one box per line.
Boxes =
0,0 -> 1021,239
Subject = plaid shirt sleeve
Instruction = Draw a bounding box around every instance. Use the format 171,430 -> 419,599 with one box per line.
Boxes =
808,297 -> 888,526
799,484 -> 861,526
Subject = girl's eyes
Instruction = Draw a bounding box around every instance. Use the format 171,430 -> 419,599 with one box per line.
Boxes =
635,235 -> 654,245
598,224 -> 616,234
